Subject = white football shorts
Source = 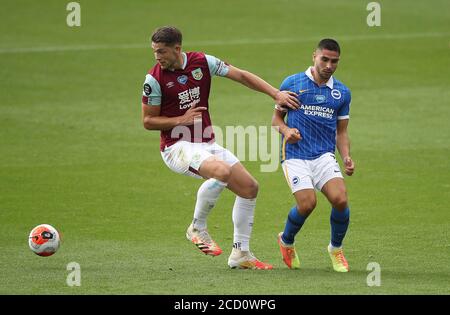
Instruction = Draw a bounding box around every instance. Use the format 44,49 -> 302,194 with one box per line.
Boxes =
161,141 -> 240,179
282,152 -> 344,193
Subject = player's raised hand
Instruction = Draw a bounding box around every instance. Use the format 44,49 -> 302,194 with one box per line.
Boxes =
343,156 -> 355,176
180,106 -> 207,126
284,127 -> 302,144
275,91 -> 300,110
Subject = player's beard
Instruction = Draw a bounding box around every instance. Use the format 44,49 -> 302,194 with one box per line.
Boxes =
160,55 -> 178,70
159,60 -> 171,70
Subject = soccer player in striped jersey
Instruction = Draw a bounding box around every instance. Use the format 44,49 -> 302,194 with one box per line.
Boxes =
142,26 -> 299,269
272,39 -> 355,272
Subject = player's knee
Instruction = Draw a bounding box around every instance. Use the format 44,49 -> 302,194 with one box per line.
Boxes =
233,177 -> 259,199
297,198 -> 316,215
246,179 -> 259,199
332,194 -> 348,211
212,163 -> 232,182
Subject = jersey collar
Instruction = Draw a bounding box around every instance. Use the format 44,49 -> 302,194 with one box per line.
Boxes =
181,52 -> 187,70
305,66 -> 334,89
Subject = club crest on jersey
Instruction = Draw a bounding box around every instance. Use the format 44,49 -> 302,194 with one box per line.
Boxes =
315,95 -> 326,103
292,176 -> 300,186
331,89 -> 341,100
177,75 -> 188,85
191,68 -> 203,80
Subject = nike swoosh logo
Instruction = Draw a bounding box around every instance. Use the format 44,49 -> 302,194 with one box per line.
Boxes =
299,89 -> 308,93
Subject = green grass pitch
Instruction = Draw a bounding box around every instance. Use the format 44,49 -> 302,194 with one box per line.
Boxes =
1,0 -> 449,294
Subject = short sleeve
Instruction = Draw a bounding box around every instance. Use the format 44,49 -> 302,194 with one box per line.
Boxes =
337,89 -> 351,120
142,74 -> 162,106
280,76 -> 294,92
274,75 -> 295,112
205,54 -> 230,77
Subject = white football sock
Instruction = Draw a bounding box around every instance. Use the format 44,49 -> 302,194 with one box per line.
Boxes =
328,243 -> 342,252
232,196 -> 256,252
192,178 -> 227,230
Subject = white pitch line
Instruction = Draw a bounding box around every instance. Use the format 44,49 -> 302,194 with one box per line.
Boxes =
0,32 -> 448,54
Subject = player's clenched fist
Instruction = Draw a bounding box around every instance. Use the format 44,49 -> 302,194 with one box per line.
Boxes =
283,127 -> 302,144
343,156 -> 355,176
179,106 -> 207,126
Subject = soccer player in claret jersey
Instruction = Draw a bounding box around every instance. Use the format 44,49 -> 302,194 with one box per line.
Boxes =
141,26 -> 299,269
272,39 -> 354,272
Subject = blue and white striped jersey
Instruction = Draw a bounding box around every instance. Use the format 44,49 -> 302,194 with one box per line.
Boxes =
279,67 -> 351,161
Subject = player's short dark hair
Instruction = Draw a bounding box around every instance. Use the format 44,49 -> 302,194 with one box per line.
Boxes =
151,26 -> 182,46
317,38 -> 340,54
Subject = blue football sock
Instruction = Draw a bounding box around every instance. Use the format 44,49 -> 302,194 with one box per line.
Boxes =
330,207 -> 350,248
281,206 -> 307,245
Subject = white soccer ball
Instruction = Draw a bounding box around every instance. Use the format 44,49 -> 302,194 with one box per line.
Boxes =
28,224 -> 61,257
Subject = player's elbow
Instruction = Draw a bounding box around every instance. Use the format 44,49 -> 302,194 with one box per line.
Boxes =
271,112 -> 284,131
271,114 -> 278,127
232,68 -> 250,85
336,133 -> 350,146
143,117 -> 156,130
